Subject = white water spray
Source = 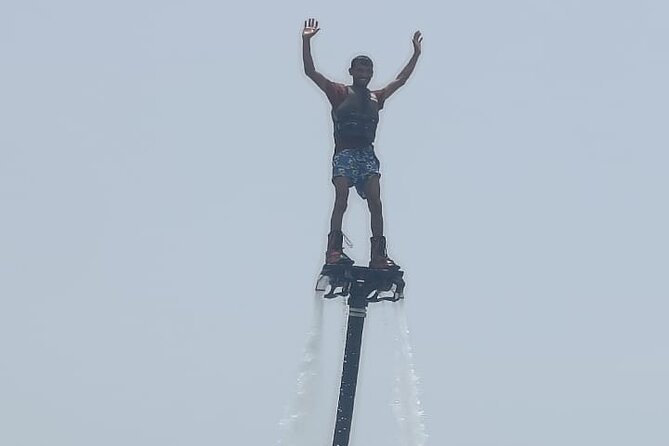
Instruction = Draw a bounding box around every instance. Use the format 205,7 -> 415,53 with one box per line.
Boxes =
277,290 -> 348,446
391,300 -> 428,446
278,289 -> 427,446
277,294 -> 325,446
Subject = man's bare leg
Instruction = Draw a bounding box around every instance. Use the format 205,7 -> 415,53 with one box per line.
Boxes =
330,176 -> 350,232
326,176 -> 354,264
364,174 -> 383,237
365,175 -> 398,268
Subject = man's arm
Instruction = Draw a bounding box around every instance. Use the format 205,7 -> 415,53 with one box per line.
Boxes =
380,31 -> 423,103
302,18 -> 332,93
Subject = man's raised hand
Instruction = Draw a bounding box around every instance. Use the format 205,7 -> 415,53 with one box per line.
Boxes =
412,31 -> 423,55
303,18 -> 321,39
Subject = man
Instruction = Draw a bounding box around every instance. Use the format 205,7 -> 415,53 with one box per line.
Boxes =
302,18 -> 422,269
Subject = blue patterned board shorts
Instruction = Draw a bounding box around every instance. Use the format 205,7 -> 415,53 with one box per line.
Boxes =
332,145 -> 380,200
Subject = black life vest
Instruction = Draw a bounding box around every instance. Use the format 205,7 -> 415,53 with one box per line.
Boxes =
331,85 -> 380,147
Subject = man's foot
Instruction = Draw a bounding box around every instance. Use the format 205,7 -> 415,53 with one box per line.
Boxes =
326,230 -> 354,265
369,236 -> 400,269
326,249 -> 354,265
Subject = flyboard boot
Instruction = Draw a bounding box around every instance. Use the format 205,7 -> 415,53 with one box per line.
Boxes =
317,230 -> 354,297
325,230 -> 354,265
369,235 -> 400,269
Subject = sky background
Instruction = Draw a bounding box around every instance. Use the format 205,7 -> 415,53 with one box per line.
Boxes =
1,0 -> 668,445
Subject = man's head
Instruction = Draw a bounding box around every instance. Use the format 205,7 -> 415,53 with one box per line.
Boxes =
349,55 -> 373,88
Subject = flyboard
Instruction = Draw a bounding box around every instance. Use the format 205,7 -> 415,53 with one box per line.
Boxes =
316,263 -> 406,446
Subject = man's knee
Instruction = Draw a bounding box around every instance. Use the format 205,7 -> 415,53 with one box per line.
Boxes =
367,196 -> 382,213
332,178 -> 350,212
334,197 -> 348,213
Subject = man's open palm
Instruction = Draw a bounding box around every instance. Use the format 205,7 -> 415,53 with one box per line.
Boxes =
303,18 -> 320,39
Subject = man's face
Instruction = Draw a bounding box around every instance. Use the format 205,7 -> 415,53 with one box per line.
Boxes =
349,62 -> 373,87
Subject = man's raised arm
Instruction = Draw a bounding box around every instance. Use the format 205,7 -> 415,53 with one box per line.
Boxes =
302,18 -> 332,93
380,31 -> 423,102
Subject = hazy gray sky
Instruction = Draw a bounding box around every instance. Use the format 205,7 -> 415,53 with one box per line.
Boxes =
1,1 -> 668,445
